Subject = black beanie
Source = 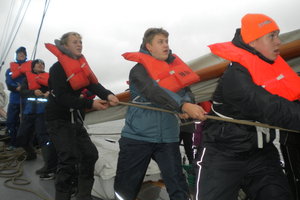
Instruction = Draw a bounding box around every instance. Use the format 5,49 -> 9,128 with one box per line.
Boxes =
16,46 -> 27,56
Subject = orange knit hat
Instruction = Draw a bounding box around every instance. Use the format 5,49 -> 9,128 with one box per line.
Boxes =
241,13 -> 279,44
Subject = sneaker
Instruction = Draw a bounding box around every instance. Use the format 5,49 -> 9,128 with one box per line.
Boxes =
40,172 -> 55,180
36,167 -> 56,175
36,166 -> 46,175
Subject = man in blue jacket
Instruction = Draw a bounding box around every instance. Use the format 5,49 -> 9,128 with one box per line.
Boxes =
114,28 -> 206,200
5,47 -> 28,150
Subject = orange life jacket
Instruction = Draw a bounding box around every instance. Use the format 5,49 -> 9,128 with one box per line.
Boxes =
123,52 -> 200,92
10,61 -> 32,79
45,43 -> 98,90
26,72 -> 49,90
209,42 -> 300,101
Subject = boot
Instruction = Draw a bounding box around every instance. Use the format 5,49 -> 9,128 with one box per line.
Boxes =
23,145 -> 37,161
76,177 -> 94,200
36,142 -> 58,174
39,172 -> 55,180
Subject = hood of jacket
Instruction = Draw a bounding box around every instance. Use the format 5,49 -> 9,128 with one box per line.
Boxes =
232,29 -> 274,64
54,39 -> 81,60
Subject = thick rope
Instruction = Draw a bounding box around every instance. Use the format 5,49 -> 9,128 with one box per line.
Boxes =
118,101 -> 299,133
0,145 -> 53,200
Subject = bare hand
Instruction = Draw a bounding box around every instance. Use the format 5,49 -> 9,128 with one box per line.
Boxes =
43,91 -> 50,98
181,102 -> 207,121
177,113 -> 190,119
92,99 -> 109,110
107,94 -> 119,106
34,89 -> 43,96
16,85 -> 21,92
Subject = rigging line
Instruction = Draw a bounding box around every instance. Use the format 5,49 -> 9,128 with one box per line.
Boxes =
0,0 -> 31,72
0,0 -> 31,70
31,0 -> 51,60
1,0 -> 25,60
0,0 -> 16,60
118,101 -> 300,133
0,0 -> 21,70
32,0 -> 50,59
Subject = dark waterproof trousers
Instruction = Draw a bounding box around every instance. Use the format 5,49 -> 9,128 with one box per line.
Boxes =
17,113 -> 49,147
180,131 -> 193,164
196,143 -> 292,200
47,119 -> 98,200
114,137 -> 190,200
281,143 -> 300,200
6,103 -> 21,146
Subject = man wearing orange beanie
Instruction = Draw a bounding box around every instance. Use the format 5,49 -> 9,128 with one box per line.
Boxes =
195,13 -> 300,200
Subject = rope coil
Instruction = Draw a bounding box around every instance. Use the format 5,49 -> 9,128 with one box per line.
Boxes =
0,146 -> 53,200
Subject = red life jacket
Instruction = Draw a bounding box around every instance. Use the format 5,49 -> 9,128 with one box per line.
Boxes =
26,72 -> 49,90
123,52 -> 200,92
209,42 -> 300,101
10,61 -> 32,79
45,43 -> 98,90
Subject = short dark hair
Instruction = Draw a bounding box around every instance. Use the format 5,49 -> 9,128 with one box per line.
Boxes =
31,59 -> 45,68
141,28 -> 169,50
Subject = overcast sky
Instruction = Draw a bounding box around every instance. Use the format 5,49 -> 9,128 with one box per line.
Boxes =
0,0 -> 299,94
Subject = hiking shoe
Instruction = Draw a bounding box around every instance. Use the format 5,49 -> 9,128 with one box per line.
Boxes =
36,166 -> 46,175
36,167 -> 56,175
40,172 -> 55,180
